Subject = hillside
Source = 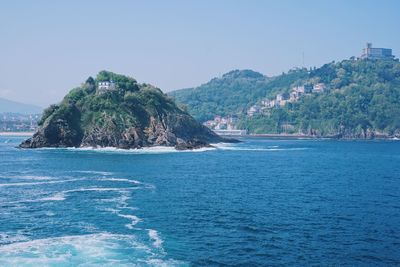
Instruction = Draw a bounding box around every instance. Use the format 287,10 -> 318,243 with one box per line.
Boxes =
0,97 -> 42,114
169,69 -> 308,122
20,71 -> 230,149
170,59 -> 400,138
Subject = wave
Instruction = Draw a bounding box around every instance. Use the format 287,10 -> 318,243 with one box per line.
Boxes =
96,178 -> 155,190
0,233 -> 185,266
97,178 -> 156,190
28,141 -> 308,154
148,229 -> 163,248
4,186 -> 140,205
6,175 -> 56,181
100,193 -> 132,207
212,143 -> 309,152
0,233 -> 29,245
244,147 -> 309,151
74,170 -> 114,176
38,192 -> 66,201
118,214 -> 142,229
0,179 -> 80,188
64,187 -> 134,193
102,207 -> 141,230
39,145 -> 216,154
99,178 -> 142,184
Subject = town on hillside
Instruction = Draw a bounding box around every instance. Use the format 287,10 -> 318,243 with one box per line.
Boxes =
203,43 -> 396,136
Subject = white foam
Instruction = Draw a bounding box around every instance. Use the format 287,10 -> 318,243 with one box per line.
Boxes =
103,207 -> 141,230
38,192 -> 66,201
97,178 -> 155,190
100,193 -> 132,208
0,233 -> 184,266
210,142 -> 236,149
103,208 -> 120,214
99,178 -> 141,184
213,144 -> 309,152
75,170 -> 113,176
59,145 -> 216,154
148,229 -> 163,248
5,187 -> 137,205
0,233 -> 29,244
0,179 -> 80,187
12,175 -> 55,181
118,214 -> 141,229
211,142 -> 311,152
64,187 -> 132,193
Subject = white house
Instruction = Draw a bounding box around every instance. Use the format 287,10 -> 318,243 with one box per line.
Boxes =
262,99 -> 276,108
247,105 -> 261,117
313,83 -> 326,93
97,81 -> 116,93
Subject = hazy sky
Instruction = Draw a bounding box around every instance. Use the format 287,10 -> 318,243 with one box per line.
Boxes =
1,0 -> 399,107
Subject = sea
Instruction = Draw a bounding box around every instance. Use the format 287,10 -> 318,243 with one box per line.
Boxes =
0,136 -> 399,266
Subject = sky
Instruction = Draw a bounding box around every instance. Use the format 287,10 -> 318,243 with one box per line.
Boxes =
1,0 -> 400,107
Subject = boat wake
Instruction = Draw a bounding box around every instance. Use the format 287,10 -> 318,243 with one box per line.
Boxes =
0,169 -> 184,266
0,233 -> 186,266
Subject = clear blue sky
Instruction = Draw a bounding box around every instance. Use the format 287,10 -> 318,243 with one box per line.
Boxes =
1,0 -> 399,106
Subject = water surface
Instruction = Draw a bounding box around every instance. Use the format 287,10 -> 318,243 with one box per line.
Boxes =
0,137 -> 399,266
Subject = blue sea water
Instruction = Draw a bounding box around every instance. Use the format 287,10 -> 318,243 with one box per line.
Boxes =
0,136 -> 399,266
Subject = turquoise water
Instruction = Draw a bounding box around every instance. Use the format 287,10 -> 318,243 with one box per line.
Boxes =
0,137 -> 399,266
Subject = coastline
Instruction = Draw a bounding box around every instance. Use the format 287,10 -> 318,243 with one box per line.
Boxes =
218,133 -> 322,139
218,133 -> 400,140
0,132 -> 34,137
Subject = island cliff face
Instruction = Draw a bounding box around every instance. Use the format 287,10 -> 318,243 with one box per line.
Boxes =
20,71 -> 233,150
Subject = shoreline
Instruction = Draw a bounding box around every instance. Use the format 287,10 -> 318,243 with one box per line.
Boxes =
0,132 -> 34,137
219,133 -> 400,140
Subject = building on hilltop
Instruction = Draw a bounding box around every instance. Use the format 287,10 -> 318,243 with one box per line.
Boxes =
361,43 -> 394,60
97,81 -> 116,93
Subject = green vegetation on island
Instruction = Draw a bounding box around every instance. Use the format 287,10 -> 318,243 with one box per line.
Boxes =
21,71 -> 229,149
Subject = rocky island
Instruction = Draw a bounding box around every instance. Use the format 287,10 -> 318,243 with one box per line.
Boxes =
20,71 -> 235,150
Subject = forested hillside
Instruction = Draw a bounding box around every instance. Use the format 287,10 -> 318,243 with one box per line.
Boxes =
170,59 -> 400,138
169,69 -> 308,121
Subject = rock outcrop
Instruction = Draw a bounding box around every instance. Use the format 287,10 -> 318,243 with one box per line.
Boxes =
20,71 -> 237,150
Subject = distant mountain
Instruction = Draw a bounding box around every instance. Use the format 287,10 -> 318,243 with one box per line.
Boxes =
0,97 -> 43,114
169,69 -> 308,121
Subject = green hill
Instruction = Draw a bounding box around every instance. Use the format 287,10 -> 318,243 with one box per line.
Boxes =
169,69 -> 308,122
170,59 -> 400,138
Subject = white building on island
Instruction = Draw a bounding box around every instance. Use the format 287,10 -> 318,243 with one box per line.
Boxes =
97,81 -> 116,93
